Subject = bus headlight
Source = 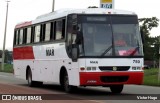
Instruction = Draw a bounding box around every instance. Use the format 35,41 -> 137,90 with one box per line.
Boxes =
86,67 -> 91,71
92,67 -> 96,71
137,67 -> 141,70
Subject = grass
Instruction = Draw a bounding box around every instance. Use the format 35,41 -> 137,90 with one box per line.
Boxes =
143,68 -> 160,86
0,64 -> 13,73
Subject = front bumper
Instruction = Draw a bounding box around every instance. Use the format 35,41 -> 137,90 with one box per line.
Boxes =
80,71 -> 144,86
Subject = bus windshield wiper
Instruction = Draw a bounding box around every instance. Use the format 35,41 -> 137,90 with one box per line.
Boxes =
129,46 -> 139,56
101,45 -> 112,56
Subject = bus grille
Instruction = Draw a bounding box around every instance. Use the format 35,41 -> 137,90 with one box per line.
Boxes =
100,76 -> 129,83
99,66 -> 130,71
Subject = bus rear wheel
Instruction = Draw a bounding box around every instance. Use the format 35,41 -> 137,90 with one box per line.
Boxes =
110,85 -> 123,93
27,69 -> 43,87
27,69 -> 35,87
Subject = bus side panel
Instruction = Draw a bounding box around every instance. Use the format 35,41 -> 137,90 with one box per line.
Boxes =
14,60 -> 34,80
66,60 -> 80,86
31,60 -> 60,83
32,60 -> 43,82
13,60 -> 21,77
47,61 -> 54,82
32,43 -> 79,85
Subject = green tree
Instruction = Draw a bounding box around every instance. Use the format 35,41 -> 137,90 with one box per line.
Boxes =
0,50 -> 12,63
139,17 -> 159,63
4,50 -> 9,63
0,50 -> 2,58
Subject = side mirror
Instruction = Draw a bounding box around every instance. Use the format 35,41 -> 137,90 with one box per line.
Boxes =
72,45 -> 79,62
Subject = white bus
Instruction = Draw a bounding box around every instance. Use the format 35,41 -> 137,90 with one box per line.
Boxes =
13,8 -> 144,93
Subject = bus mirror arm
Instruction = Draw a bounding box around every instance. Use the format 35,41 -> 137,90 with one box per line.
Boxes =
72,44 -> 79,62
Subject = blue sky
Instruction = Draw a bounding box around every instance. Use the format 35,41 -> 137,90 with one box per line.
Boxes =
0,0 -> 159,50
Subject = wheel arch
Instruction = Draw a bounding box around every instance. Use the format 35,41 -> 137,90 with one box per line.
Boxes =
26,65 -> 31,80
59,66 -> 67,85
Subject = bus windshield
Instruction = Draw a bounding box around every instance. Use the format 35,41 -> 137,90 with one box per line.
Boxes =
78,15 -> 143,57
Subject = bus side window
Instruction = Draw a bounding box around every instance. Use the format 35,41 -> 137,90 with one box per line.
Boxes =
55,19 -> 65,40
55,20 -> 63,40
23,28 -> 27,44
19,29 -> 23,45
26,27 -> 32,44
45,22 -> 51,41
15,30 -> 19,45
34,25 -> 41,43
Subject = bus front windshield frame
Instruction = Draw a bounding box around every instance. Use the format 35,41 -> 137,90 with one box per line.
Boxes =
76,15 -> 143,57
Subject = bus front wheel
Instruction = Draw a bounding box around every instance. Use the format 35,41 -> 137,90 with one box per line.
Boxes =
110,85 -> 123,93
63,72 -> 76,92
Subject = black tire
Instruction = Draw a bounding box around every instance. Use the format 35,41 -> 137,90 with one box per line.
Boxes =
27,69 -> 43,87
35,81 -> 43,87
110,85 -> 124,94
63,71 -> 76,93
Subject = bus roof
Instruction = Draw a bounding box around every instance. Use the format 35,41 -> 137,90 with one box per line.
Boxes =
15,8 -> 136,29
15,21 -> 32,29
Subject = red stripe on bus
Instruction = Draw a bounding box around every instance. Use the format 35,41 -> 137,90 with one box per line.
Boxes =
15,21 -> 32,29
13,46 -> 35,60
79,72 -> 143,86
